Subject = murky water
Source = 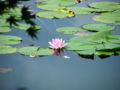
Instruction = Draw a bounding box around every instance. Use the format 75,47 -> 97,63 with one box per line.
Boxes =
0,0 -> 120,90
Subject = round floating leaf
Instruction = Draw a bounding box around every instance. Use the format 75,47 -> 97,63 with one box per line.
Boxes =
68,7 -> 94,14
17,46 -> 54,56
33,25 -> 41,30
37,11 -> 67,19
17,46 -> 38,55
76,49 -> 95,55
93,9 -> 120,25
104,43 -> 120,49
95,50 -> 114,55
32,48 -> 54,56
0,19 -> 9,27
116,51 -> 120,54
67,43 -> 95,51
0,35 -> 22,45
13,23 -> 31,30
86,30 -> 112,43
67,30 -> 120,56
89,1 -> 120,11
0,27 -> 11,33
37,4 -> 60,10
56,27 -> 84,34
0,46 -> 16,54
8,7 -> 22,19
37,0 -> 77,6
82,23 -> 115,31
108,35 -> 120,44
93,15 -> 120,25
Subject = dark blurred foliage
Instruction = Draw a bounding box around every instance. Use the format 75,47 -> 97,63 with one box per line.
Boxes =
0,0 -> 39,39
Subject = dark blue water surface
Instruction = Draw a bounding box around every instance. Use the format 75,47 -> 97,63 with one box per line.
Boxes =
0,0 -> 120,90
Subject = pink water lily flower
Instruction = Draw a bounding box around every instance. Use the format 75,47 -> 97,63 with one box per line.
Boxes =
48,38 -> 66,49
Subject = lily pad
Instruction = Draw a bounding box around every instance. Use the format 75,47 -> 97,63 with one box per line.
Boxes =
0,46 -> 17,54
76,49 -> 96,55
95,50 -> 114,55
0,35 -> 22,45
68,6 -> 95,14
17,46 -> 54,56
67,30 -> 120,56
93,14 -> 120,24
37,3 -> 60,10
89,1 -> 120,11
37,0 -> 77,6
0,19 -> 9,27
13,23 -> 31,30
93,9 -> 120,25
82,24 -> 115,31
56,27 -> 84,34
0,27 -> 11,33
37,11 -> 68,19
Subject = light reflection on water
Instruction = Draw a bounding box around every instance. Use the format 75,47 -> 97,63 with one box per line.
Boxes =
0,0 -> 120,90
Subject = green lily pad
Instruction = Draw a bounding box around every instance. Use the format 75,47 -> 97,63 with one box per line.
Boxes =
67,43 -> 95,51
33,25 -> 41,30
0,19 -> 9,27
0,46 -> 17,54
0,27 -> 11,33
17,46 -> 54,56
36,11 -> 68,19
108,35 -> 120,44
37,3 -> 60,10
67,30 -> 120,56
68,6 -> 95,14
104,43 -> 120,49
76,49 -> 96,55
93,15 -> 120,25
13,23 -> 31,30
82,24 -> 115,31
56,27 -> 84,34
89,1 -> 120,11
93,9 -> 120,25
37,0 -> 77,6
0,35 -> 22,45
116,51 -> 120,54
86,30 -> 112,43
95,50 -> 114,55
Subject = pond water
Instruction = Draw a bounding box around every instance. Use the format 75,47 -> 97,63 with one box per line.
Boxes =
0,0 -> 120,90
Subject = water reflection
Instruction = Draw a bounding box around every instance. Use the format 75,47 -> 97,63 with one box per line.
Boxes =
53,49 -> 64,56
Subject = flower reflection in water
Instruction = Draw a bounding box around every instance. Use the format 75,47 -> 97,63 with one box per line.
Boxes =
53,49 -> 64,56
